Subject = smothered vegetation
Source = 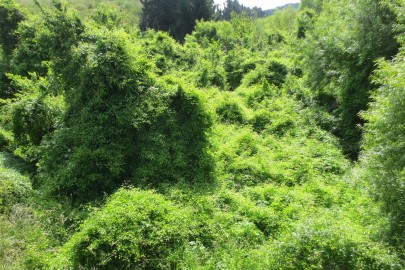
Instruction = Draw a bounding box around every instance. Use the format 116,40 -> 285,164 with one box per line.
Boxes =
0,0 -> 404,269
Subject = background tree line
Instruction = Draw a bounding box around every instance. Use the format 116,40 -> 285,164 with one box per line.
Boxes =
140,0 -> 280,41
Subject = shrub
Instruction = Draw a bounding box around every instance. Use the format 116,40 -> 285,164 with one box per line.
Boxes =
216,99 -> 245,124
268,215 -> 403,270
141,30 -> 184,74
197,60 -> 226,89
12,97 -> 62,146
243,60 -> 288,88
224,50 -> 259,90
0,165 -> 31,213
53,189 -> 200,269
268,31 -> 285,45
251,109 -> 272,133
0,128 -> 13,151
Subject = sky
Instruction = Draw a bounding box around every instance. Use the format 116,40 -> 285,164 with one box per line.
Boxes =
214,0 -> 301,10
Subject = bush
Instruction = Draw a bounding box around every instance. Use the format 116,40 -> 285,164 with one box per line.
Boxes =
141,31 -> 184,74
53,189 -> 200,269
243,60 -> 288,88
268,215 -> 403,270
197,60 -> 226,89
12,96 -> 62,146
0,163 -> 31,213
0,128 -> 13,151
216,99 -> 246,124
224,50 -> 259,90
251,109 -> 272,133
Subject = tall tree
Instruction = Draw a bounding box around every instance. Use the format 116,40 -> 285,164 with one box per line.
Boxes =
0,0 -> 24,98
216,0 -> 265,21
0,0 -> 23,58
300,0 -> 324,13
140,0 -> 214,41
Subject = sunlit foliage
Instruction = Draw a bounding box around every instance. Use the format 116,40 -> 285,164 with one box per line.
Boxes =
0,0 -> 404,268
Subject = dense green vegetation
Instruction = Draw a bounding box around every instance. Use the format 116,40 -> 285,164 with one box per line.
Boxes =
0,0 -> 404,269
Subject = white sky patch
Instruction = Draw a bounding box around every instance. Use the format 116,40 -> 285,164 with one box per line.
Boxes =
214,0 -> 301,10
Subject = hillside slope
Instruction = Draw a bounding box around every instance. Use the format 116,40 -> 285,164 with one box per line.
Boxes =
0,0 -> 404,269
16,0 -> 142,25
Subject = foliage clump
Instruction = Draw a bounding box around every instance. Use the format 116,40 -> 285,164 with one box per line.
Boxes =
53,189 -> 199,269
38,23 -> 212,201
0,153 -> 31,213
361,49 -> 405,248
215,98 -> 245,124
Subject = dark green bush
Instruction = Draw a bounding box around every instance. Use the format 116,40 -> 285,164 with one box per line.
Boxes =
197,64 -> 226,89
243,60 -> 288,88
224,50 -> 259,90
0,0 -> 24,98
251,109 -> 272,133
250,106 -> 296,136
0,129 -> 12,151
268,32 -> 285,45
216,100 -> 245,124
38,26 -> 155,201
12,97 -> 62,146
0,0 -> 24,58
296,8 -> 316,39
265,60 -> 288,87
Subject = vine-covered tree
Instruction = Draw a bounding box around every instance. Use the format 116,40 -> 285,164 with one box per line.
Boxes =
36,2 -> 213,202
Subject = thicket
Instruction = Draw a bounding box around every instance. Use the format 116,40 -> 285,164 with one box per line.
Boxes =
361,45 -> 405,249
0,0 -> 404,268
301,0 -> 399,159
